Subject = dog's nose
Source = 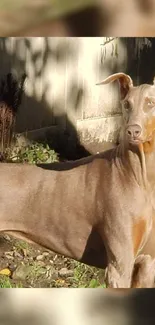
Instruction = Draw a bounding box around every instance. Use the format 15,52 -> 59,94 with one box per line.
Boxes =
126,124 -> 142,139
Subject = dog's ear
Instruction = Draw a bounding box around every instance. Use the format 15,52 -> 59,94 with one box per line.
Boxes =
96,72 -> 133,100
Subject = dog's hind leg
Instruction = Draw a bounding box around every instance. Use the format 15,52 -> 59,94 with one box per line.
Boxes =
131,254 -> 155,288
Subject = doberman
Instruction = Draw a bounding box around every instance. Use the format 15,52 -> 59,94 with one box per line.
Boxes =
0,73 -> 155,287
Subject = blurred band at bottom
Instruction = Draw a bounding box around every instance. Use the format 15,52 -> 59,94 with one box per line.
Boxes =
0,288 -> 154,325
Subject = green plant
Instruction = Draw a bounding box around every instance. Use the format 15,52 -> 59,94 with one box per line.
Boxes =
73,261 -> 106,288
0,276 -> 23,288
14,240 -> 30,251
7,142 -> 59,164
88,279 -> 106,288
26,262 -> 46,280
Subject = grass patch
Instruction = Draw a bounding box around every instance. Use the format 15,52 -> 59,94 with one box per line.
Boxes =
14,240 -> 31,252
72,261 -> 106,288
26,262 -> 46,281
0,276 -> 23,288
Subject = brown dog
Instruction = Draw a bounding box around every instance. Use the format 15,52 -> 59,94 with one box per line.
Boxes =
1,72 -> 155,288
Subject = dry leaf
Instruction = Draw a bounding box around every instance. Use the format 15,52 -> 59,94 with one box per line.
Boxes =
0,268 -> 11,276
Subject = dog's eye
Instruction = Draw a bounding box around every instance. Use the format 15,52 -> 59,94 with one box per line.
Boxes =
148,101 -> 155,106
146,97 -> 155,107
123,100 -> 130,111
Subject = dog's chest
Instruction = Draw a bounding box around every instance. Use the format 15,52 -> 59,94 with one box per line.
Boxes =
132,193 -> 153,256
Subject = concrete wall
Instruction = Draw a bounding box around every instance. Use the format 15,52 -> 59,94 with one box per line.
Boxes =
0,37 -> 153,152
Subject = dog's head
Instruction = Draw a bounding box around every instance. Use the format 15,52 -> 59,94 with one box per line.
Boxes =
97,73 -> 155,152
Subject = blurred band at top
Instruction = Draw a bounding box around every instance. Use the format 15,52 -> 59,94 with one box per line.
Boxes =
0,0 -> 155,36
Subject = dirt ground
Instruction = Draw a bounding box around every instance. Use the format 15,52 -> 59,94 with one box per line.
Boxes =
0,235 -> 105,288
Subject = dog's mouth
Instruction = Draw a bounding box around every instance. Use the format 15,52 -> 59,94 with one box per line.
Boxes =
128,139 -> 141,145
127,136 -> 154,149
127,138 -> 142,146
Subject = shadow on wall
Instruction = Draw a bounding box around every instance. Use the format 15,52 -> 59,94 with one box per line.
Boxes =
98,38 -> 155,86
1,38 -> 154,159
119,38 -> 155,85
0,37 -> 90,160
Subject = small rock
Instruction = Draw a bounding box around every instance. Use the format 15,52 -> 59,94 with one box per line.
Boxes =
49,260 -> 54,265
12,264 -> 31,281
36,255 -> 44,261
9,264 -> 17,272
43,252 -> 49,257
4,251 -> 14,256
59,268 -> 74,277
3,235 -> 11,241
13,251 -> 23,259
5,254 -> 14,260
37,261 -> 45,267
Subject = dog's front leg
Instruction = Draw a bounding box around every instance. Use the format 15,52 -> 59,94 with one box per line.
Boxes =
104,254 -> 134,289
99,225 -> 134,288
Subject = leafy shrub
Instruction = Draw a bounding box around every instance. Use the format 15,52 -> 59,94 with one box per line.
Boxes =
7,142 -> 59,164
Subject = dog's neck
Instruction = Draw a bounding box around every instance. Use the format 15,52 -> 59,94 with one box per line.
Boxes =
117,127 -> 155,188
116,140 -> 147,188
